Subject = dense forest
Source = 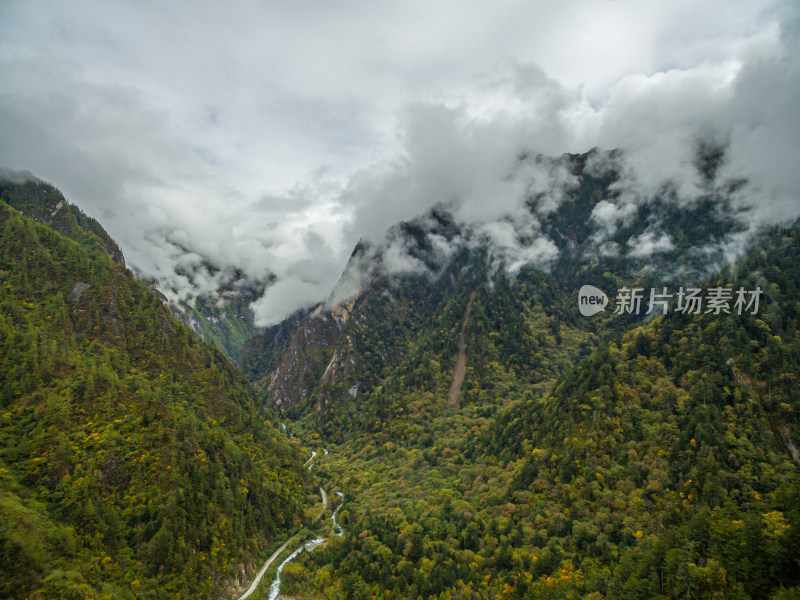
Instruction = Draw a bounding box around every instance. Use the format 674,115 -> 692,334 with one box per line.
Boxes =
0,198 -> 310,599
271,224 -> 800,599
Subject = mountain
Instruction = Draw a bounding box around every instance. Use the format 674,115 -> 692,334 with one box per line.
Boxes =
242,150 -> 800,599
244,149 -> 748,418
0,172 -> 125,266
165,274 -> 266,364
3,149 -> 798,599
0,171 -> 264,364
0,196 -> 310,598
281,224 -> 800,599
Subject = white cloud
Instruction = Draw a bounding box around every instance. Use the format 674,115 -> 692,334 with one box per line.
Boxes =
250,276 -> 328,327
381,239 -> 428,276
478,220 -> 559,273
591,200 -> 636,238
628,231 -> 676,258
0,0 -> 797,324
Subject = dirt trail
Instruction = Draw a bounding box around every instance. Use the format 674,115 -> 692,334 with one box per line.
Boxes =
447,291 -> 476,408
235,539 -> 291,600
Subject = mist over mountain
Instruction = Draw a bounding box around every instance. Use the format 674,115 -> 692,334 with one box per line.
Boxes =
238,146 -> 759,415
237,179 -> 800,598
3,149 -> 799,599
314,146 -> 754,305
1,1 -> 798,327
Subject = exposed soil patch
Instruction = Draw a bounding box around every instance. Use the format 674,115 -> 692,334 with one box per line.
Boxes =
447,290 -> 476,408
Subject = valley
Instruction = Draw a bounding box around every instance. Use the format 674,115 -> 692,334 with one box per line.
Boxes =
2,3 -> 799,599
227,157 -> 800,597
234,442 -> 346,600
2,160 -> 799,599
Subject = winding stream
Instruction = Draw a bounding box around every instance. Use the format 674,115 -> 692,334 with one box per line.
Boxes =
265,537 -> 326,600
331,491 -> 344,537
234,540 -> 290,600
236,446 -> 344,599
303,451 -> 317,470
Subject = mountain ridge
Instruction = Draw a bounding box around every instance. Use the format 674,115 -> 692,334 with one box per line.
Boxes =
2,155 -> 798,599
246,148 -> 753,416
0,171 -> 265,363
0,172 -> 125,266
273,216 -> 800,600
0,198 -> 310,599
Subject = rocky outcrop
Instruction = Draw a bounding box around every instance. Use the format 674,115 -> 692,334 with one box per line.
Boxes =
264,310 -> 346,409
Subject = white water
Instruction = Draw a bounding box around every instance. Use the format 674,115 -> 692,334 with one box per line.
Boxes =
331,492 -> 345,537
235,442 -> 346,599
265,491 -> 346,598
303,451 -> 317,470
235,540 -> 290,600
266,537 -> 326,600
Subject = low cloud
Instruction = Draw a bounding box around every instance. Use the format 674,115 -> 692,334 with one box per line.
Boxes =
0,1 -> 797,325
590,199 -> 637,239
628,231 -> 676,258
250,276 -> 330,327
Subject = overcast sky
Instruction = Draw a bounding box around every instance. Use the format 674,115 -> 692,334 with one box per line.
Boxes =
1,0 -> 798,325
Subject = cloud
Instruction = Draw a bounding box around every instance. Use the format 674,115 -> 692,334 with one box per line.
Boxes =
0,167 -> 38,185
627,231 -> 676,258
381,238 -> 428,276
250,277 -> 327,327
591,199 -> 637,238
0,0 -> 797,325
477,220 -> 560,273
722,14 -> 800,225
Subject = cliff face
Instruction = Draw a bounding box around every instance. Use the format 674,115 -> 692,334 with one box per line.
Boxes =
171,284 -> 265,363
262,309 -> 345,409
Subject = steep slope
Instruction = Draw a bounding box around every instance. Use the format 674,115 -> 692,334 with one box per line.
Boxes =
0,201 -> 309,599
279,221 -> 800,600
171,279 -> 266,363
0,172 -> 264,364
246,148 -> 798,599
0,173 -> 125,265
483,224 -> 800,598
447,290 -> 475,408
250,149 -> 747,420
239,219 -> 468,414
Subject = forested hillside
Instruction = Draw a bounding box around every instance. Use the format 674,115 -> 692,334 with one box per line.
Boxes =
0,174 -> 262,364
1,165 -> 797,600
273,223 -> 800,599
0,176 -> 125,266
0,201 -> 309,599
248,150 -> 750,419
174,289 -> 264,364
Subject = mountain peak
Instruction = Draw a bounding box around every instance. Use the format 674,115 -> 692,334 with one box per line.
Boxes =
0,171 -> 125,266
